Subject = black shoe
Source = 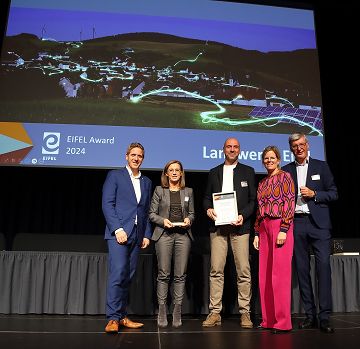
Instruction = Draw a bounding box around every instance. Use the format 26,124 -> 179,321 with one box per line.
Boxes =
320,320 -> 334,333
299,318 -> 317,329
272,329 -> 291,334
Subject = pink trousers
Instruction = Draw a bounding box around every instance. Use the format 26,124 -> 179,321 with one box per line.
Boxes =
259,217 -> 294,330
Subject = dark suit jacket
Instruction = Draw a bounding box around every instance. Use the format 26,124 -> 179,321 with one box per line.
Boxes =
149,186 -> 195,241
282,157 -> 338,229
203,162 -> 256,234
102,167 -> 152,241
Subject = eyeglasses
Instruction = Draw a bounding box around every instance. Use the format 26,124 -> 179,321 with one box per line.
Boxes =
263,156 -> 278,162
291,142 -> 307,150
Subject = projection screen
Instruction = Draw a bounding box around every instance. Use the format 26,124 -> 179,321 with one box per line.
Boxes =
0,0 -> 324,172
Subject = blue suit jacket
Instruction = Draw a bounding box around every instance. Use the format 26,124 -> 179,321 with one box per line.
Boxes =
282,157 -> 338,229
102,167 -> 152,242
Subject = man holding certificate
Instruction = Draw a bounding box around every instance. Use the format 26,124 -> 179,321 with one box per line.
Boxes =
202,138 -> 256,328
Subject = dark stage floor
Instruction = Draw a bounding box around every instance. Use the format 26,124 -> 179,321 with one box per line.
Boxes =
1,313 -> 359,349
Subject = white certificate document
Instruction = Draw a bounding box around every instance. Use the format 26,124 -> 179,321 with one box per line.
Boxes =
212,191 -> 238,226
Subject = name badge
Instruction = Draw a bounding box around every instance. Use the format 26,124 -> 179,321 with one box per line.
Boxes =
241,181 -> 248,187
184,196 -> 189,202
311,174 -> 320,180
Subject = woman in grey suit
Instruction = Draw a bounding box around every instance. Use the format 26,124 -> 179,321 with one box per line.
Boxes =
149,160 -> 195,328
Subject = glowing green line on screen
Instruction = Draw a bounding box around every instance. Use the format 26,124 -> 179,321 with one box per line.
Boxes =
174,52 -> 203,67
131,87 -> 322,136
131,86 -> 224,112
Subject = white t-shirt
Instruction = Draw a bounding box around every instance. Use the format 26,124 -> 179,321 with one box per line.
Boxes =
222,164 -> 236,192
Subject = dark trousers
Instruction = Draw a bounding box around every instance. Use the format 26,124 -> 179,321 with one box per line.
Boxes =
294,215 -> 332,321
106,226 -> 140,320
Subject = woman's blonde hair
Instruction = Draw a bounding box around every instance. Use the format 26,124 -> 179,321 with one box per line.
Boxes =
261,145 -> 281,168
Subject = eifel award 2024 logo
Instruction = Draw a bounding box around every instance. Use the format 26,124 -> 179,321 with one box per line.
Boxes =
42,132 -> 60,154
41,132 -> 61,162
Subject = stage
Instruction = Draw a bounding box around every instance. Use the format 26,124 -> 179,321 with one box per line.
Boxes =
0,313 -> 359,349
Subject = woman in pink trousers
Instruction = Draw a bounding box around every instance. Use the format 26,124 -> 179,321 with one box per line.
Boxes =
253,146 -> 295,334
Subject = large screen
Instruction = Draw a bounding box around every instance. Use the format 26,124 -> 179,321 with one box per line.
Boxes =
0,0 -> 324,172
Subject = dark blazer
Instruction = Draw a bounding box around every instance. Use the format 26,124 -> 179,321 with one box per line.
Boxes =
102,167 -> 152,241
203,162 -> 256,234
149,186 -> 195,241
282,157 -> 338,229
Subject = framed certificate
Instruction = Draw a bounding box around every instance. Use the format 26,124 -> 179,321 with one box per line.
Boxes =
212,191 -> 238,226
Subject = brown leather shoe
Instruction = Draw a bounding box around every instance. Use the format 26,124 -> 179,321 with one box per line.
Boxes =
105,320 -> 119,333
119,317 -> 144,329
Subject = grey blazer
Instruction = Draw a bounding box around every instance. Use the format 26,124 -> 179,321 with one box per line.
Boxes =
149,186 -> 195,241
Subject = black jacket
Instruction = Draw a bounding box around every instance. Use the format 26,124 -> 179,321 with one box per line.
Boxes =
203,162 -> 256,234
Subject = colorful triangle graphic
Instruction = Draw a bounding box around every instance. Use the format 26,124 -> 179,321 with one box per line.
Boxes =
0,122 -> 33,164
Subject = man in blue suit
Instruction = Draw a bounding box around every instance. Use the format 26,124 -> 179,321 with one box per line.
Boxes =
102,142 -> 152,333
282,133 -> 338,333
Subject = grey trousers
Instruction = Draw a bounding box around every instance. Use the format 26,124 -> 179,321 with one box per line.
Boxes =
155,231 -> 191,305
209,230 -> 252,314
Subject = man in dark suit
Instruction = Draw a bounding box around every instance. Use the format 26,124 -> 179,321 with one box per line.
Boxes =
102,142 -> 152,333
202,137 -> 256,328
282,133 -> 338,333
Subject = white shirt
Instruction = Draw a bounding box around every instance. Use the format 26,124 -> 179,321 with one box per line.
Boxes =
115,166 -> 142,234
295,157 -> 310,214
126,165 -> 141,224
222,164 -> 236,192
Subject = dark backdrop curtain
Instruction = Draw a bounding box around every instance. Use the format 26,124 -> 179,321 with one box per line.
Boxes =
0,168 -> 216,250
0,164 -> 358,251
